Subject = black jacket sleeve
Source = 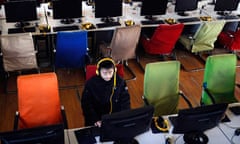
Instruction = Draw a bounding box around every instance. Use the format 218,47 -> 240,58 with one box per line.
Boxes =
81,82 -> 99,126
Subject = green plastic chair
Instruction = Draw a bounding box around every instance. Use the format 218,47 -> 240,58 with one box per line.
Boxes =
179,20 -> 225,53
201,54 -> 238,105
143,61 -> 192,116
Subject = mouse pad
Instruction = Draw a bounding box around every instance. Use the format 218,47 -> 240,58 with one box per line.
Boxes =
74,128 -> 97,144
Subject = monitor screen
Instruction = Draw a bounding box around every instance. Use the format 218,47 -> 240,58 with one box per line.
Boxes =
7,0 -> 41,7
214,0 -> 240,12
0,124 -> 64,144
141,0 -> 168,20
169,103 -> 228,134
94,0 -> 122,20
175,0 -> 198,16
52,0 -> 82,24
4,0 -> 38,27
100,106 -> 154,143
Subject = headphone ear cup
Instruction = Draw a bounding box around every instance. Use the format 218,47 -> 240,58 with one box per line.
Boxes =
96,68 -> 99,76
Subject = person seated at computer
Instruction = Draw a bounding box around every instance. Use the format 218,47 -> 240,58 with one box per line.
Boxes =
81,57 -> 131,127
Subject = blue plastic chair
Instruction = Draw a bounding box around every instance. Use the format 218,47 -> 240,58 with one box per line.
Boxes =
54,31 -> 88,69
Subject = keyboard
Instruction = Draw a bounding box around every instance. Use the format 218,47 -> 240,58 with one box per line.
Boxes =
217,15 -> 239,20
74,126 -> 100,144
141,20 -> 165,25
8,27 -> 36,34
177,17 -> 200,23
53,25 -> 79,32
96,22 -> 121,28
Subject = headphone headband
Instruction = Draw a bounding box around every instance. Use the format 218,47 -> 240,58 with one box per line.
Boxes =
96,57 -> 116,76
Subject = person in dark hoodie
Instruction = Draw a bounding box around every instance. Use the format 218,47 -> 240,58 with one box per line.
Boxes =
81,57 -> 130,127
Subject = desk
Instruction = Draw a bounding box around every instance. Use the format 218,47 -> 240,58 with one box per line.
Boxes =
1,1 -> 240,35
218,103 -> 240,144
66,106 -> 238,144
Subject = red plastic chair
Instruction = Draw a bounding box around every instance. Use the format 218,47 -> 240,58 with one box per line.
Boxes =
141,23 -> 184,55
86,64 -> 124,81
218,29 -> 240,52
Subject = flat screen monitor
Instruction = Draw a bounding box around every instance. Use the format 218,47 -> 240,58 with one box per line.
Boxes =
100,106 -> 154,144
0,124 -> 64,144
169,103 -> 228,143
4,0 -> 38,27
52,0 -> 82,24
214,0 -> 240,15
174,0 -> 198,16
7,0 -> 41,7
140,0 -> 168,20
94,0 -> 122,23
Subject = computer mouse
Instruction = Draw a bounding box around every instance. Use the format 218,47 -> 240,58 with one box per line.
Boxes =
235,128 -> 240,136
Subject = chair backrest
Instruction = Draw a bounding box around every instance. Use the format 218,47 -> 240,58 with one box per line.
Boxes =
201,54 -> 238,105
17,73 -> 62,129
230,29 -> 240,51
110,25 -> 141,61
191,20 -> 225,53
144,61 -> 180,116
0,33 -> 38,72
85,64 -> 124,81
146,23 -> 184,55
55,31 -> 88,68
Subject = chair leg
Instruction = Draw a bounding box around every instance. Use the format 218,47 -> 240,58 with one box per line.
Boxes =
13,111 -> 19,130
124,60 -> 136,81
136,56 -> 145,72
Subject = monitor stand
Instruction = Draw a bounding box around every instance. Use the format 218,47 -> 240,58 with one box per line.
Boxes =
217,11 -> 232,16
60,19 -> 75,24
113,138 -> 139,144
177,12 -> 189,16
15,21 -> 30,28
101,17 -> 115,23
183,132 -> 209,144
144,15 -> 157,21
208,0 -> 215,5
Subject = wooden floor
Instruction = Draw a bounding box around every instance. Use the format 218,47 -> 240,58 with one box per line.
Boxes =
1,46 -> 240,132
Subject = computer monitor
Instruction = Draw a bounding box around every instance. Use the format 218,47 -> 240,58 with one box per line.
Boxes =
4,0 -> 38,28
52,0 -> 82,24
169,103 -> 228,143
140,0 -> 168,20
174,0 -> 198,16
0,124 -> 64,144
7,0 -> 41,7
100,106 -> 154,144
94,0 -> 122,23
214,0 -> 240,15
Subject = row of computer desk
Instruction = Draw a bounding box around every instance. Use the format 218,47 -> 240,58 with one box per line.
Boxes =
0,1 -> 239,65
63,103 -> 240,144
0,1 -> 240,35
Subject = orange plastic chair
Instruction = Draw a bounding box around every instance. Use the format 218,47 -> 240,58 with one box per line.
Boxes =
15,72 -> 68,129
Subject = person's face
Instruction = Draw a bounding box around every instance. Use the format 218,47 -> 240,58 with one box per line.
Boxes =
100,68 -> 114,81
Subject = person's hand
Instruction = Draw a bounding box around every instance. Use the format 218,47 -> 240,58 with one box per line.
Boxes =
94,121 -> 102,127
